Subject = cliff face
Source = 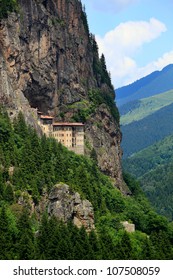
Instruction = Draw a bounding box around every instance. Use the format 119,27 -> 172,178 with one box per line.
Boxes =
0,0 -> 128,193
48,183 -> 95,232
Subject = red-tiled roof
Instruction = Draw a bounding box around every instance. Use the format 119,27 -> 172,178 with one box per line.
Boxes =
40,115 -> 54,119
53,122 -> 84,126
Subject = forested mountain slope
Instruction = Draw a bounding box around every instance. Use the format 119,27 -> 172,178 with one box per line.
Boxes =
121,102 -> 173,158
123,134 -> 173,220
1,108 -> 173,259
1,0 -> 173,261
116,64 -> 173,106
0,0 -> 124,192
120,89 -> 173,125
119,66 -> 173,222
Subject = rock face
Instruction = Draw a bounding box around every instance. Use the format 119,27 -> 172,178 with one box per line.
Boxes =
48,183 -> 95,231
121,221 -> 135,233
0,0 -> 128,193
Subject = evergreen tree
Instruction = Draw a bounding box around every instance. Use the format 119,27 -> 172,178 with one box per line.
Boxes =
0,206 -> 14,259
141,237 -> 154,260
99,230 -> 116,259
150,230 -> 173,259
36,213 -> 50,259
100,54 -> 112,87
89,230 -> 102,259
16,209 -> 35,259
4,184 -> 14,204
55,222 -> 73,259
77,226 -> 93,259
115,231 -> 134,260
0,171 -> 4,199
90,148 -> 98,164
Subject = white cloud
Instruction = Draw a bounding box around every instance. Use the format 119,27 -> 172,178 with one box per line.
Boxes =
95,18 -> 168,87
85,0 -> 138,13
125,50 -> 173,85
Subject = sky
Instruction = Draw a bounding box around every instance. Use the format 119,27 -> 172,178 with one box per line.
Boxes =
81,0 -> 173,88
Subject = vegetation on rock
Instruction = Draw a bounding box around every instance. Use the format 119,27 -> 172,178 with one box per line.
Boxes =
0,0 -> 18,19
0,108 -> 173,259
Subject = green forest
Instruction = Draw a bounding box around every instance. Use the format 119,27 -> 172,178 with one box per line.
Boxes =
120,90 -> 173,126
1,107 -> 173,259
123,134 -> 173,221
121,102 -> 173,158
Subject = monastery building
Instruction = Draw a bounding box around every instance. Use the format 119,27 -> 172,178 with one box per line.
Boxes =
38,113 -> 84,155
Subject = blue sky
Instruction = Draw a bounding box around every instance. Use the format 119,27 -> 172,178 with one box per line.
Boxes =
81,0 -> 173,88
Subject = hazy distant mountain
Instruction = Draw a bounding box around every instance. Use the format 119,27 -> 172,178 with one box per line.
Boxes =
116,64 -> 173,106
120,65 -> 173,220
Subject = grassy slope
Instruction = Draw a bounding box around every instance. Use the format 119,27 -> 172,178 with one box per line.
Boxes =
121,102 -> 173,158
120,89 -> 173,125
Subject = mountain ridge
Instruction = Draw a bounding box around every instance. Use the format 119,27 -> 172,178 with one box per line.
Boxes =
120,89 -> 173,125
116,64 -> 173,106
121,102 -> 173,158
1,0 -> 173,261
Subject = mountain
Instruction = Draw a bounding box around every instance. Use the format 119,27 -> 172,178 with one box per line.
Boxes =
116,64 -> 173,106
0,0 -> 125,192
119,66 -> 173,221
121,101 -> 173,158
120,89 -> 173,125
123,134 -> 173,220
1,0 -> 173,261
1,107 -> 173,260
118,67 -> 173,158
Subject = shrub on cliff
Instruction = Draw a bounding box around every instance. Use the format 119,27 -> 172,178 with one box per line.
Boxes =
0,0 -> 18,20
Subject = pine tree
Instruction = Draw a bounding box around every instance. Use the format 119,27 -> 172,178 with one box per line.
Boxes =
99,229 -> 116,259
100,54 -> 112,87
36,213 -> 53,259
89,230 -> 102,259
115,231 -> 134,260
90,148 -> 98,164
150,230 -> 173,259
16,208 -> 35,259
0,206 -> 14,259
141,237 -> 154,260
4,184 -> 14,204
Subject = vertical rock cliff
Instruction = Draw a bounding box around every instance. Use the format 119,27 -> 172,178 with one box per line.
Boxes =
0,0 -> 128,193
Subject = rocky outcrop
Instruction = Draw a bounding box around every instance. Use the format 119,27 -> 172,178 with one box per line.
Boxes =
121,221 -> 135,233
48,183 -> 95,231
0,0 -> 128,193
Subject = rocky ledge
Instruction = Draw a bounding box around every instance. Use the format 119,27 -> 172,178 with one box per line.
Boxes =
47,183 -> 95,232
